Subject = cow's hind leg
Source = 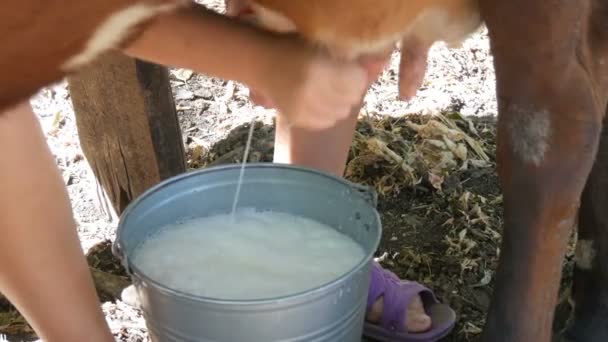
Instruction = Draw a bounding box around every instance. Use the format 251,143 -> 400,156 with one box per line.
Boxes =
479,0 -> 606,341
557,1 -> 608,339
557,105 -> 608,342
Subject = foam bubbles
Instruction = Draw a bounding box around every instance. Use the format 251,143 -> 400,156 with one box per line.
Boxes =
132,209 -> 365,300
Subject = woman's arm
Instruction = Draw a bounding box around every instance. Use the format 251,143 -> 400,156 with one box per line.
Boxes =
0,102 -> 114,342
123,5 -> 369,129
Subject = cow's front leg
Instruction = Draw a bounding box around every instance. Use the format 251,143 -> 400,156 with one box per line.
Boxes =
557,107 -> 608,342
479,1 -> 604,341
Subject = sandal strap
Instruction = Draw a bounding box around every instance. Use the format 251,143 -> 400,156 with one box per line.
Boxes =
367,262 -> 440,333
367,262 -> 389,309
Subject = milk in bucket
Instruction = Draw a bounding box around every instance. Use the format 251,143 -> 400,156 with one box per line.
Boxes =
132,208 -> 366,300
115,164 -> 381,341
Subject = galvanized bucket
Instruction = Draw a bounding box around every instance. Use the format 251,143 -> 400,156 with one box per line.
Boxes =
113,163 -> 382,342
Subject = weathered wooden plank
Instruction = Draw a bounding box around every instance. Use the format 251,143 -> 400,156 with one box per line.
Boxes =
67,52 -> 186,215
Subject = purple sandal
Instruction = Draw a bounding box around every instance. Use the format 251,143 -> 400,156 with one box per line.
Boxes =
363,262 -> 456,342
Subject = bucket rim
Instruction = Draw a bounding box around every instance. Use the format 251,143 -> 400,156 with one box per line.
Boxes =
114,162 -> 382,305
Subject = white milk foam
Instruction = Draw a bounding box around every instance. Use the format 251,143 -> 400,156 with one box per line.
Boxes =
132,209 -> 366,300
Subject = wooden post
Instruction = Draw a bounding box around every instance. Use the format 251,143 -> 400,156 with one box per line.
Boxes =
67,52 -> 186,215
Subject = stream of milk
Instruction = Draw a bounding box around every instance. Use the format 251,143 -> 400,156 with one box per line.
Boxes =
230,118 -> 256,221
132,209 -> 365,299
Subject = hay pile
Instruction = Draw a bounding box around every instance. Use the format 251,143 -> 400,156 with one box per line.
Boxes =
345,113 -> 503,340
346,111 -> 493,196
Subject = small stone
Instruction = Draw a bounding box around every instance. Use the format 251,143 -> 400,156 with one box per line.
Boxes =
174,89 -> 194,101
174,68 -> 194,82
121,285 -> 141,309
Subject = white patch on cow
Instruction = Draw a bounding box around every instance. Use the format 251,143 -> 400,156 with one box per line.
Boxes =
575,239 -> 596,270
410,6 -> 481,49
249,4 -> 297,33
61,2 -> 180,71
443,10 -> 482,48
507,105 -> 551,166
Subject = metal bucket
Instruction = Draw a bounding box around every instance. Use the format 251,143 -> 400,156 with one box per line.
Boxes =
113,163 -> 382,342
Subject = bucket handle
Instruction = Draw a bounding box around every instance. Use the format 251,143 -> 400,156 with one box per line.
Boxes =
349,182 -> 378,208
112,239 -> 134,276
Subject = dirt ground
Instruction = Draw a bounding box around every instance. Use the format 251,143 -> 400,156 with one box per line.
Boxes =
0,1 -> 576,341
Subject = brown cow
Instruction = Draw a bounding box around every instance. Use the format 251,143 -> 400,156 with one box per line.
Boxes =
480,1 -> 608,341
1,0 -> 608,341
227,0 -> 608,341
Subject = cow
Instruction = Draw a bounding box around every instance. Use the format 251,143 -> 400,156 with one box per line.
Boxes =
225,1 -> 608,342
1,0 -> 607,341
